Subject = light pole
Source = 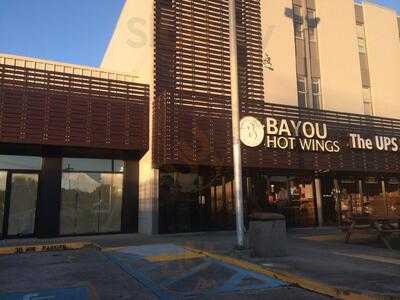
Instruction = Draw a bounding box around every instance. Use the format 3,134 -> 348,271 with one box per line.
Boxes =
229,0 -> 245,249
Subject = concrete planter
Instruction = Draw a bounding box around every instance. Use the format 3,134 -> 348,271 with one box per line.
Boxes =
249,213 -> 288,257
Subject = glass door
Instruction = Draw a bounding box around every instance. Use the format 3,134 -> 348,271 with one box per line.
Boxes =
6,173 -> 39,237
0,172 -> 7,238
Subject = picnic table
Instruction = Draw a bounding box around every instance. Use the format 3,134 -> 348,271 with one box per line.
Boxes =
341,216 -> 400,250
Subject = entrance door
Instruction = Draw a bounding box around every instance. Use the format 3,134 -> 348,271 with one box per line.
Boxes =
0,172 -> 6,238
2,172 -> 39,238
320,176 -> 337,226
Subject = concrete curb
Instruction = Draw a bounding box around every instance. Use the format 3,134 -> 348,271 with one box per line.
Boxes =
0,241 -> 96,255
186,247 -> 400,300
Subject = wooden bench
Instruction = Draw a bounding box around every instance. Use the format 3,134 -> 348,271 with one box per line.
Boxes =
341,216 -> 400,250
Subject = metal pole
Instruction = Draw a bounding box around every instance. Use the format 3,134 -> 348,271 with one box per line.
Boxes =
229,0 -> 245,249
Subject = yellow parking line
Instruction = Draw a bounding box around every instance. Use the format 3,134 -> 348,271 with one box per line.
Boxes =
0,242 -> 92,255
146,251 -> 205,262
102,246 -> 127,252
185,247 -> 396,300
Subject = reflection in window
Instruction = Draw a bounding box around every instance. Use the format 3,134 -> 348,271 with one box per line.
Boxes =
159,170 -> 235,234
245,175 -> 317,227
339,178 -> 362,223
0,172 -> 6,237
307,9 -> 317,41
385,179 -> 400,217
60,162 -> 124,235
62,158 -> 123,173
0,155 -> 42,170
364,178 -> 386,217
159,172 -> 199,233
294,23 -> 304,39
293,5 -> 304,39
7,174 -> 38,236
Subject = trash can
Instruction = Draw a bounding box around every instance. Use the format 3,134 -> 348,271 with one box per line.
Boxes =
249,212 -> 288,257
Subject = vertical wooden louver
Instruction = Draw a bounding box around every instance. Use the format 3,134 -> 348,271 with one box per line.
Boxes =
152,0 -> 400,174
154,0 -> 233,166
236,0 -> 264,104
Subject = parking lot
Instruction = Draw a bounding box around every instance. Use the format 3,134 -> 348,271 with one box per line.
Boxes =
0,229 -> 399,299
0,244 -> 329,300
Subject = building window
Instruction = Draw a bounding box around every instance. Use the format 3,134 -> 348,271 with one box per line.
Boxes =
0,155 -> 42,170
307,9 -> 317,41
363,102 -> 373,116
356,23 -> 365,39
60,158 -> 124,235
358,38 -> 367,53
362,87 -> 373,116
293,5 -> 304,39
312,78 -> 321,109
356,23 -> 367,53
362,87 -> 372,102
294,23 -> 304,39
293,5 -> 303,21
308,27 -> 317,42
297,77 -> 307,108
0,172 -> 5,237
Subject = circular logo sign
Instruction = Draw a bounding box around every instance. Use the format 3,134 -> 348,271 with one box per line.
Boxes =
240,116 -> 265,147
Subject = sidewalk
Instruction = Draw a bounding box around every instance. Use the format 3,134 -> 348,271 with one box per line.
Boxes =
1,228 -> 399,299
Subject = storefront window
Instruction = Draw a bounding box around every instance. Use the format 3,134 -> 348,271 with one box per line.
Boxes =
0,172 -> 6,237
159,169 -> 235,234
385,179 -> 400,217
159,171 -> 199,233
245,174 -> 317,227
60,159 -> 124,235
62,158 -> 123,173
209,173 -> 235,229
7,174 -> 39,236
339,177 -> 399,222
339,178 -> 362,223
0,155 -> 42,170
287,176 -> 316,226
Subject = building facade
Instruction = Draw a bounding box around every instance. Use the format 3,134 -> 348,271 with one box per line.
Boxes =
261,0 -> 400,116
0,0 -> 399,238
0,55 -> 149,238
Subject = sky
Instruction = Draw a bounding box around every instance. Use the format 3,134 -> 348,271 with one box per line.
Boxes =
0,0 -> 399,68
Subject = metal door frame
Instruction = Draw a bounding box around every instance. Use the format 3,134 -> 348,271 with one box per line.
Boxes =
1,170 -> 40,239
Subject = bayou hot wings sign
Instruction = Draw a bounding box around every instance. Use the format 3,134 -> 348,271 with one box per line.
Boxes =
240,116 -> 400,153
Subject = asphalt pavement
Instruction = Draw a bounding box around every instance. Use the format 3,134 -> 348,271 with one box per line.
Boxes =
0,228 -> 399,299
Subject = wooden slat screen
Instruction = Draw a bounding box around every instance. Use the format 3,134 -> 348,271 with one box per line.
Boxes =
154,94 -> 400,173
152,0 -> 400,174
0,63 -> 149,153
153,0 -> 233,166
236,0 -> 264,102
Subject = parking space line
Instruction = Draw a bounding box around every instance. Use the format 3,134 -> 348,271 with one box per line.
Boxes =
145,251 -> 205,262
103,252 -> 170,300
159,261 -> 212,288
333,252 -> 400,266
186,247 -> 395,300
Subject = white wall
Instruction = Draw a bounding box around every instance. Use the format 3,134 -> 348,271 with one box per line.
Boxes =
316,0 -> 364,114
102,0 -> 159,234
363,2 -> 400,118
261,0 -> 298,106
